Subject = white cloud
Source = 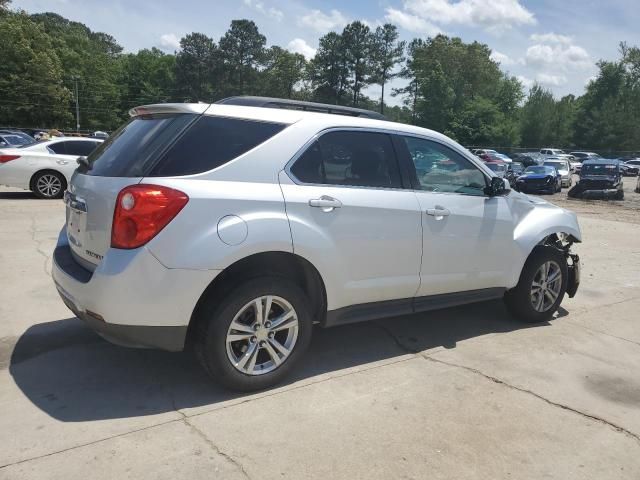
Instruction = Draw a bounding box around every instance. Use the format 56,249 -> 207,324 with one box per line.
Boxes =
530,32 -> 572,45
158,33 -> 180,51
299,9 -> 348,33
384,7 -> 442,35
243,0 -> 284,21
287,38 -> 316,59
516,75 -> 534,89
526,43 -> 591,70
403,0 -> 536,33
536,73 -> 568,86
490,50 -> 524,66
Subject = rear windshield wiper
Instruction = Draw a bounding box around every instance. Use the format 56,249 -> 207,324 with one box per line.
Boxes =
76,156 -> 91,171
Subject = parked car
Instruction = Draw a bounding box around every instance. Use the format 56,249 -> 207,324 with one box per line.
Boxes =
570,151 -> 600,162
624,159 -> 640,176
471,148 -> 498,156
0,130 -> 35,148
51,97 -> 582,391
0,137 -> 103,198
543,158 -> 572,187
511,152 -> 543,167
485,161 -> 507,177
540,148 -> 565,156
568,159 -> 624,200
515,165 -> 562,194
504,162 -> 524,186
494,153 -> 513,164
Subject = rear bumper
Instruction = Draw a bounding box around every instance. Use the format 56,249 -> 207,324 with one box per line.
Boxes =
52,228 -> 218,351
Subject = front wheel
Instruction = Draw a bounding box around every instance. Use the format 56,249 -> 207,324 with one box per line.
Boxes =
195,277 -> 313,391
505,246 -> 568,323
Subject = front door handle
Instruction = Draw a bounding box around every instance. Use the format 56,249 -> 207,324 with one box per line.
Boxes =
426,207 -> 450,217
309,196 -> 342,211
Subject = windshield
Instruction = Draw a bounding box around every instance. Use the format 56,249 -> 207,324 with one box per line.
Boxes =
581,163 -> 617,175
511,163 -> 524,173
525,166 -> 554,175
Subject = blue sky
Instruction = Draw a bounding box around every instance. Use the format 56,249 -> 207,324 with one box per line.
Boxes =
12,0 -> 640,105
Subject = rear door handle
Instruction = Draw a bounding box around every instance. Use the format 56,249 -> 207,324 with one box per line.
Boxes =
426,207 -> 450,217
309,196 -> 342,211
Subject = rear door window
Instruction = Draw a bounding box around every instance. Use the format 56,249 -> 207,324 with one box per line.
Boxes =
289,130 -> 402,188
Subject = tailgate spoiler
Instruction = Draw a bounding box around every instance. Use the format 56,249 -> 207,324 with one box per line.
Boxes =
129,103 -> 210,117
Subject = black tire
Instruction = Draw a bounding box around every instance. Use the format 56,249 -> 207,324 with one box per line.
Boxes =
615,190 -> 624,200
195,276 -> 313,391
31,171 -> 66,199
504,245 -> 568,323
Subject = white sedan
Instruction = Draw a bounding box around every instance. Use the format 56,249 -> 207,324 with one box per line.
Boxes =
0,137 -> 103,198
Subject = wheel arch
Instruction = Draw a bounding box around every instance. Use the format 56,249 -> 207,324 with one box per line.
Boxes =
186,251 -> 327,345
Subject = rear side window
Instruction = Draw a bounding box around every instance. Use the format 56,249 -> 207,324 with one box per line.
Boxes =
290,131 -> 401,188
86,114 -> 197,176
64,141 -> 100,156
48,141 -> 67,154
150,116 -> 286,177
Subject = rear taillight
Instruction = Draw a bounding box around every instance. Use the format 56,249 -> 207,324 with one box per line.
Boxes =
111,184 -> 189,249
0,155 -> 20,163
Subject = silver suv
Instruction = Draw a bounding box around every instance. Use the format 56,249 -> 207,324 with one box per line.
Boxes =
52,97 -> 582,391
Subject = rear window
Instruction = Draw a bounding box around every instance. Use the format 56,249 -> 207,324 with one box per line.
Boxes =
150,115 -> 286,177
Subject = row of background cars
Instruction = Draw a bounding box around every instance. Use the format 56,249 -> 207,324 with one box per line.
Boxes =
0,128 -> 105,198
470,147 -> 640,199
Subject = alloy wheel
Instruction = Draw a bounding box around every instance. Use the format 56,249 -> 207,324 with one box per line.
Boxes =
530,260 -> 562,312
36,174 -> 62,198
225,295 -> 299,375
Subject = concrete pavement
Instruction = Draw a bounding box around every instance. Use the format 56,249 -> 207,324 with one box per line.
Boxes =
0,186 -> 639,479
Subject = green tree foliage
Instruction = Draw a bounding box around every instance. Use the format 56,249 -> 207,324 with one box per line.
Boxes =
218,19 -> 266,96
260,46 -> 306,98
174,32 -> 218,102
401,35 -> 523,145
371,24 -> 405,114
308,31 -> 350,104
342,21 -> 375,106
0,11 -> 71,127
2,5 -> 640,152
573,43 -> 640,151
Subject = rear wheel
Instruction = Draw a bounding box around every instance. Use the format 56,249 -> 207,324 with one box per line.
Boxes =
195,276 -> 313,391
32,171 -> 66,199
505,246 -> 568,323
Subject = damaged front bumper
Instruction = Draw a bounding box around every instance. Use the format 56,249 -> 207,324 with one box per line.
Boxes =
566,253 -> 580,298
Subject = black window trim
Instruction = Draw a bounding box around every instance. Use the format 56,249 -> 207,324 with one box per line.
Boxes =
285,127 -> 411,191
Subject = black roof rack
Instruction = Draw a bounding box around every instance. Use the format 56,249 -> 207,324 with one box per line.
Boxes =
215,96 -> 387,121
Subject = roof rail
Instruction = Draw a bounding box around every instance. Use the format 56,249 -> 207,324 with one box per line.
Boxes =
215,96 -> 388,121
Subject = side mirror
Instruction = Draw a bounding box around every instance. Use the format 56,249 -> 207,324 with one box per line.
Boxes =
484,176 -> 509,197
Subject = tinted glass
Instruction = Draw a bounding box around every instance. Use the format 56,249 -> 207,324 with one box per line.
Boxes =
64,140 -> 99,156
48,141 -> 67,154
85,114 -> 197,177
581,164 -> 617,175
151,116 -> 286,177
290,131 -> 401,188
402,136 -> 486,195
